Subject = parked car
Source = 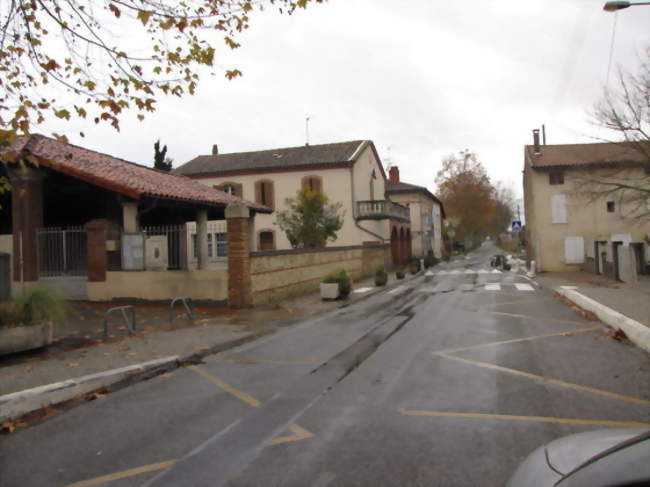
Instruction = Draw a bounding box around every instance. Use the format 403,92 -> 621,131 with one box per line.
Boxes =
507,428 -> 650,486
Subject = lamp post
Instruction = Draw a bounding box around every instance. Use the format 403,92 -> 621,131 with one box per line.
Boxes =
603,1 -> 650,11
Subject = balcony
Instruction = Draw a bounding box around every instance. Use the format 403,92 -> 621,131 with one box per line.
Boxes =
356,200 -> 410,222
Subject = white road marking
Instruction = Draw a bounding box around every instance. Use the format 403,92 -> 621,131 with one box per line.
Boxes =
491,269 -> 502,274
451,270 -> 461,275
485,284 -> 501,291
436,270 -> 449,275
353,287 -> 373,294
559,285 -> 578,290
388,285 -> 406,295
464,269 -> 474,274
425,271 -> 435,277
514,283 -> 535,291
417,287 -> 437,293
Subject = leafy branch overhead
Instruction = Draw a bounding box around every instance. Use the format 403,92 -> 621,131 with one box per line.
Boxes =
0,0 -> 325,147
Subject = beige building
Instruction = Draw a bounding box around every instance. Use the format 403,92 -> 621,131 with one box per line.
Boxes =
523,134 -> 650,280
385,166 -> 445,258
176,140 -> 412,262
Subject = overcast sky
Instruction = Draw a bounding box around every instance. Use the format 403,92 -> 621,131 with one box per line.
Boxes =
42,0 -> 650,202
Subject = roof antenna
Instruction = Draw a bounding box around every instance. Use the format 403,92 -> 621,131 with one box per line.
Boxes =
305,116 -> 310,146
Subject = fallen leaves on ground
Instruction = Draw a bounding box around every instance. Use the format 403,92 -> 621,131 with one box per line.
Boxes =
607,328 -> 628,342
1,421 -> 27,434
85,392 -> 106,401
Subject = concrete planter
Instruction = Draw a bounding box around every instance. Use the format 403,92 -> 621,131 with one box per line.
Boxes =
320,282 -> 339,300
0,322 -> 53,356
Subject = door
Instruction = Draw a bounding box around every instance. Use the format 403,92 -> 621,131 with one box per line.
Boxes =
0,252 -> 9,300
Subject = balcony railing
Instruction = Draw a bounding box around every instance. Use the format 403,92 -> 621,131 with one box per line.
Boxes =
356,200 -> 410,222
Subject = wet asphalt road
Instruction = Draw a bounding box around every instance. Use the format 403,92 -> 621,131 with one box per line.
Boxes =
1,242 -> 649,487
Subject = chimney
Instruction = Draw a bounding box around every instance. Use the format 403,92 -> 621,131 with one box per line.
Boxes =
389,166 -> 400,182
212,144 -> 219,155
532,129 -> 541,154
542,124 -> 547,145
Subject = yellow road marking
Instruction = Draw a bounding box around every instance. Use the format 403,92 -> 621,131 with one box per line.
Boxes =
435,327 -> 600,354
65,460 -> 176,487
186,365 -> 262,408
215,359 -> 320,365
435,352 -> 650,406
464,309 -> 594,327
470,297 -> 554,309
267,423 -> 315,446
399,409 -> 650,427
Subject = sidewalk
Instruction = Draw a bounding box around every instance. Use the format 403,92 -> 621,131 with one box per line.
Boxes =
535,271 -> 650,353
0,270 -> 421,423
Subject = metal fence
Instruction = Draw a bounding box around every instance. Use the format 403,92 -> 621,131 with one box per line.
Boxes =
142,225 -> 186,270
37,226 -> 87,277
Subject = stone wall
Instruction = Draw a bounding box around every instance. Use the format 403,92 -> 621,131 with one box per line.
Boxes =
250,244 -> 389,305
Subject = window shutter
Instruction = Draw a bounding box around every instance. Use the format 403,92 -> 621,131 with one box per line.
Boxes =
266,181 -> 275,210
254,181 -> 262,205
564,236 -> 584,264
552,194 -> 567,223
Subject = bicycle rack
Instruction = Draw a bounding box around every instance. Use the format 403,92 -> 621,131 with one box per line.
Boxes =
170,297 -> 195,325
104,305 -> 136,338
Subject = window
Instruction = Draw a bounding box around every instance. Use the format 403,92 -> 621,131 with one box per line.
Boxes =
216,233 -> 228,257
606,201 -> 615,213
192,232 -> 227,259
254,180 -> 275,209
564,236 -> 585,264
302,175 -> 323,193
551,194 -> 567,224
215,182 -> 242,197
549,171 -> 564,185
258,230 -> 275,251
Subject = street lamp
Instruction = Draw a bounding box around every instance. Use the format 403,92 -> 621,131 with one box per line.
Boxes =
603,1 -> 650,11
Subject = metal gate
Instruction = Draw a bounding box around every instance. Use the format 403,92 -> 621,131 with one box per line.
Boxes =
0,252 -> 9,300
37,227 -> 87,277
36,227 -> 88,299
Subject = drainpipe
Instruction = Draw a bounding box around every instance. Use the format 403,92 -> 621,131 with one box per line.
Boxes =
350,164 -> 386,242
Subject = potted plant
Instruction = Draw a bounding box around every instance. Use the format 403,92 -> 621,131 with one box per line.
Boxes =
409,258 -> 421,274
395,266 -> 405,279
423,254 -> 438,269
0,285 -> 67,356
374,268 -> 388,286
320,269 -> 351,300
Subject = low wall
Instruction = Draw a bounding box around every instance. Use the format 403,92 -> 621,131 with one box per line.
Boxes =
87,269 -> 228,303
250,244 -> 389,305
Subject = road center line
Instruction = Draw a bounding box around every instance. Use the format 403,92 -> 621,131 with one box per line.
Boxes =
434,353 -> 650,406
434,326 -> 601,354
399,410 -> 650,428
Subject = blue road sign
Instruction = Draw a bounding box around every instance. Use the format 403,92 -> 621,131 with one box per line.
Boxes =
511,220 -> 522,232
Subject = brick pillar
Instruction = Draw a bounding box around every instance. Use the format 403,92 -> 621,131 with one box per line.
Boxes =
86,219 -> 108,282
226,202 -> 252,308
9,166 -> 43,282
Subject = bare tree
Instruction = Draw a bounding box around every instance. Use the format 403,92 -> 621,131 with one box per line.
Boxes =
576,46 -> 650,221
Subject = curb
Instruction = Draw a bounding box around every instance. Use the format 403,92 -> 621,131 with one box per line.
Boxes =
0,329 -> 272,424
555,286 -> 650,354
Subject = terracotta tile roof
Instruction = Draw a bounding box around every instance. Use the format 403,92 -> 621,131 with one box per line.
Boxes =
2,135 -> 270,212
176,140 -> 369,176
526,141 -> 649,169
385,180 -> 445,218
